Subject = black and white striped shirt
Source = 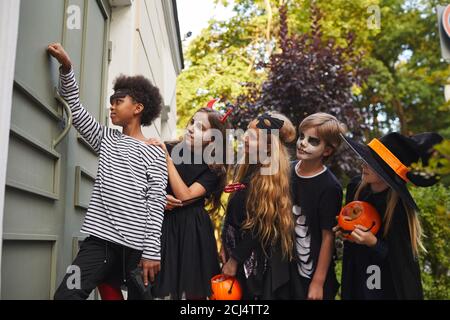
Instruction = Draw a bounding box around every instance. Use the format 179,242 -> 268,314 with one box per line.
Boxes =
60,69 -> 168,260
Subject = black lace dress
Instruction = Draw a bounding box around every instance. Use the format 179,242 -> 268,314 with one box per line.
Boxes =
221,165 -> 291,299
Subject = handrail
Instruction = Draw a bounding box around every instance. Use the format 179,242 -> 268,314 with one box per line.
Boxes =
53,88 -> 73,148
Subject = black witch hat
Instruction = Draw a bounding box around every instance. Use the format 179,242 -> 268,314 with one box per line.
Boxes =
342,132 -> 443,211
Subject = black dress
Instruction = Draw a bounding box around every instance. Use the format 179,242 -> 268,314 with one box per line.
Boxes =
341,176 -> 423,300
221,165 -> 291,300
153,143 -> 221,299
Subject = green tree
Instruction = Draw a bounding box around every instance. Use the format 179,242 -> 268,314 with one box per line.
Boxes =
359,0 -> 450,136
231,4 -> 370,179
412,184 -> 450,299
177,2 -> 271,127
177,0 -> 381,128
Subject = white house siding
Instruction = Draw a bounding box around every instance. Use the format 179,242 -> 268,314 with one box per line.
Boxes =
108,0 -> 181,141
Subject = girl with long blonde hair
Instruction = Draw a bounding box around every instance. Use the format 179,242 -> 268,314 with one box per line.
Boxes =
221,112 -> 296,299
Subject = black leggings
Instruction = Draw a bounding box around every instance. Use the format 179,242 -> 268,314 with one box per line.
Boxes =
54,236 -> 142,300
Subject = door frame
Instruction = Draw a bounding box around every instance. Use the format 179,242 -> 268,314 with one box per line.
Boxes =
0,0 -> 111,299
0,0 -> 21,296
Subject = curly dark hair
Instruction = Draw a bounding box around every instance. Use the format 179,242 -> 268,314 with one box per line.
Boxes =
113,75 -> 163,126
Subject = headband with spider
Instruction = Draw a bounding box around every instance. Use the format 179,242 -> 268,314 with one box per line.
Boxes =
110,89 -> 134,105
256,113 -> 284,132
206,98 -> 234,123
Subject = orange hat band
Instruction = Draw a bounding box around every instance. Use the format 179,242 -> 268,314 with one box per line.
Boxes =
367,138 -> 410,182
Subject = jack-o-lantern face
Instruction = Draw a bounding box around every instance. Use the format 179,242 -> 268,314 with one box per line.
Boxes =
210,274 -> 242,300
338,201 -> 381,240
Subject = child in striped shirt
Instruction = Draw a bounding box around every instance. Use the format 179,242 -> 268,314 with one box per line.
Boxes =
48,43 -> 168,300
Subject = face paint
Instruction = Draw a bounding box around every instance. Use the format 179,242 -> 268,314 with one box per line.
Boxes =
296,127 -> 327,161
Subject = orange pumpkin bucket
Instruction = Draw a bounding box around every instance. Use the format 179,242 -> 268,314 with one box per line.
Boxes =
210,274 -> 242,300
338,201 -> 381,240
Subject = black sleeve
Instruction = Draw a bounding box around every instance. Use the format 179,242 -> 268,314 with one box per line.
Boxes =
318,184 -> 343,230
196,168 -> 220,196
231,230 -> 259,264
290,161 -> 299,200
369,236 -> 389,261
165,142 -> 176,155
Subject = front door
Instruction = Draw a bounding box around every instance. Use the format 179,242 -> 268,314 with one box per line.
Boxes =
2,0 -> 111,299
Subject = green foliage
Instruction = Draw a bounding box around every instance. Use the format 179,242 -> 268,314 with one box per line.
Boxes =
411,138 -> 450,185
432,140 -> 450,177
177,4 -> 270,128
360,0 -> 450,134
179,0 -> 450,135
177,0 -> 383,129
411,184 -> 450,299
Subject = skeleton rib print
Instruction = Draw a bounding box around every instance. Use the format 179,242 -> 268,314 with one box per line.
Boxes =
293,204 -> 313,278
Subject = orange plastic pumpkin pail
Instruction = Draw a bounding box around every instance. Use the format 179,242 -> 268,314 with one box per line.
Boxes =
210,274 -> 242,300
338,201 -> 381,240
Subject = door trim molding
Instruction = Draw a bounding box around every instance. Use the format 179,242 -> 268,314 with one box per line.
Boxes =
13,80 -> 61,122
0,0 -> 21,297
7,124 -> 61,200
161,0 -> 184,73
10,125 -> 61,159
74,166 -> 95,209
3,233 -> 58,299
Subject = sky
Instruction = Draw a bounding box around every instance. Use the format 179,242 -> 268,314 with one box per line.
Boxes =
176,0 -> 235,46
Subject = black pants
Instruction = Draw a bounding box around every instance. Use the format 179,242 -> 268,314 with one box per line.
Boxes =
54,236 -> 142,300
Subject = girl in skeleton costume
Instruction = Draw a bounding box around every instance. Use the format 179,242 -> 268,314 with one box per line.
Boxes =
290,113 -> 347,300
335,132 -> 443,299
221,112 -> 296,299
